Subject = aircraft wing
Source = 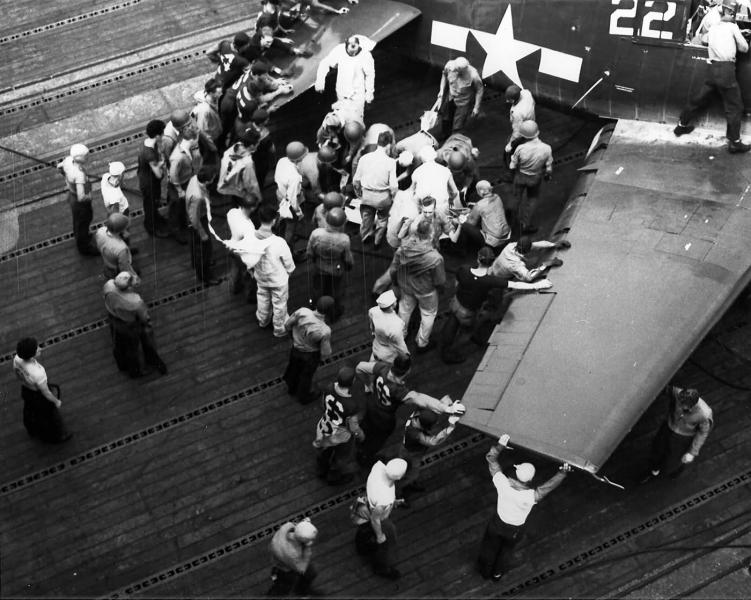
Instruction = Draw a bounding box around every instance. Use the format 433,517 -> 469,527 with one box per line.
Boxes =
461,120 -> 751,473
265,0 -> 420,111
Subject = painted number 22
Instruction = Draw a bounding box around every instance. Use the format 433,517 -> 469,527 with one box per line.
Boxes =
609,0 -> 677,39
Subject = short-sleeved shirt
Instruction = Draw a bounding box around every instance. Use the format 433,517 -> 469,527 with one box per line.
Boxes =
314,383 -> 360,444
455,266 -> 508,311
368,306 -> 408,363
287,308 -> 331,354
60,156 -> 91,200
137,142 -> 162,192
365,361 -> 410,431
101,175 -> 129,212
445,65 -> 483,106
13,356 -> 47,390
510,138 -> 553,177
467,195 -> 510,247
366,461 -> 396,517
493,471 -> 536,526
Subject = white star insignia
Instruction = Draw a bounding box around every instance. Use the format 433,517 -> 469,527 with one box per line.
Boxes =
470,6 -> 540,85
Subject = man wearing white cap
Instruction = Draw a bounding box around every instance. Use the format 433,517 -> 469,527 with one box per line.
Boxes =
101,161 -> 129,216
268,518 -> 320,596
364,290 -> 409,391
355,458 -> 408,579
478,435 -> 571,581
58,143 -> 97,255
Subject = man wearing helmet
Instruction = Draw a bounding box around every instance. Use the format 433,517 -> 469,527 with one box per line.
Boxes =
275,141 -> 308,251
640,385 -> 713,483
95,214 -> 138,281
675,0 -> 751,152
503,84 -> 536,164
299,144 -> 341,204
306,207 -> 354,320
509,120 -> 553,235
315,35 -> 376,121
312,191 -> 346,229
58,143 -> 97,255
433,57 -> 484,140
479,435 -> 570,581
268,518 -> 320,596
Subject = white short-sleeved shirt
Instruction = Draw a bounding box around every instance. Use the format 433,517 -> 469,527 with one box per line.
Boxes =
493,472 -> 536,526
226,207 -> 256,241
101,175 -> 129,212
13,356 -> 47,390
366,461 -> 396,517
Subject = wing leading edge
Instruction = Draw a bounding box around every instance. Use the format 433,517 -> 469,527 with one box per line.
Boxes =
461,120 -> 751,472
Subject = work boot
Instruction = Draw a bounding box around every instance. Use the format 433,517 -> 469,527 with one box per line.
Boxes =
673,124 -> 694,137
728,139 -> 751,153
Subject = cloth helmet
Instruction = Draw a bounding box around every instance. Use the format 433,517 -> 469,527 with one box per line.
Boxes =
69,143 -> 89,159
114,272 -> 133,290
514,463 -> 536,483
170,109 -> 191,129
397,150 -> 414,167
447,151 -> 467,171
108,162 -> 126,177
325,207 -> 346,228
293,521 -> 318,544
322,192 -> 344,209
285,141 -> 308,161
105,213 -> 129,233
519,120 -> 539,139
385,458 -> 408,481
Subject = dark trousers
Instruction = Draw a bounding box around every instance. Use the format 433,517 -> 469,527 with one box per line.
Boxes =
355,520 -> 398,572
679,61 -> 744,141
440,100 -> 472,140
189,226 -> 213,283
283,347 -> 320,404
109,317 -> 164,376
316,438 -> 357,483
477,514 -> 522,578
312,271 -> 344,318
456,222 -> 487,254
22,385 -> 69,443
514,172 -> 543,231
167,183 -> 189,237
70,196 -> 94,255
649,421 -> 693,477
359,415 -> 397,466
140,183 -> 166,235
267,565 -> 317,597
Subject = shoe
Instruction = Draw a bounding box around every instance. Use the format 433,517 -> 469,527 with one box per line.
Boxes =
492,572 -> 504,582
202,278 -> 221,287
638,469 -> 660,484
549,257 -> 564,268
374,567 -> 401,580
673,124 -> 694,137
155,361 -> 168,375
729,140 -> 751,153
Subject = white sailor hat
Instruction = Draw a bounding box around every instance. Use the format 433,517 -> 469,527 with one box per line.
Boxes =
376,290 -> 397,309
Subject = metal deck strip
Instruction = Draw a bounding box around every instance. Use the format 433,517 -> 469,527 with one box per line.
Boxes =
0,341 -> 372,496
0,207 -> 145,265
0,0 -> 144,46
0,272 -> 205,366
0,48 -> 205,118
499,468 -> 751,596
105,432 -> 489,598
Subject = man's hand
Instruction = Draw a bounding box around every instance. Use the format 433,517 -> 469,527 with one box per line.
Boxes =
533,279 -> 553,290
544,172 -> 552,182
337,7 -> 350,14
560,463 -> 572,473
432,97 -> 442,112
448,415 -> 461,425
498,434 -> 510,447
504,143 -> 512,153
376,533 -> 387,543
681,452 -> 695,464
449,401 -> 466,415
555,240 -> 571,250
347,0 -> 359,4
471,106 -> 480,118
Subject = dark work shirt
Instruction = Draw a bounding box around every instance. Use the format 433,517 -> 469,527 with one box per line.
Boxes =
365,362 -> 410,432
455,266 -> 508,311
137,143 -> 161,193
209,40 -> 249,90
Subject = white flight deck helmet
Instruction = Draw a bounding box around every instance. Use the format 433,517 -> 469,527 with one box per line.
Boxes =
293,520 -> 318,544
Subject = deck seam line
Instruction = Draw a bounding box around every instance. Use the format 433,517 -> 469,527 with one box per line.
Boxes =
0,341 -> 372,496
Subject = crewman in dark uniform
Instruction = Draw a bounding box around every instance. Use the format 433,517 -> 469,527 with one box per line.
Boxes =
675,0 -> 751,152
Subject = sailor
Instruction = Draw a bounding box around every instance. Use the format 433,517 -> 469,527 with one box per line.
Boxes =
315,35 -> 376,122
95,213 -> 138,281
136,119 -> 169,238
640,385 -> 713,482
58,143 -> 97,256
283,296 -> 335,404
191,78 -> 224,153
455,180 -> 511,255
410,146 -> 459,217
433,57 -> 484,140
185,166 -> 220,286
207,32 -> 251,91
509,120 -> 553,235
478,435 -> 571,581
675,0 -> 751,153
491,236 -> 568,283
367,290 -> 409,368
503,84 -> 536,163
268,518 -> 320,596
100,161 -> 129,216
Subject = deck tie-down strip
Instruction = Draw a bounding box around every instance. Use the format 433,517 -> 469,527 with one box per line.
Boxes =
0,341 -> 372,496
0,0 -> 143,47
105,432 -> 489,598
